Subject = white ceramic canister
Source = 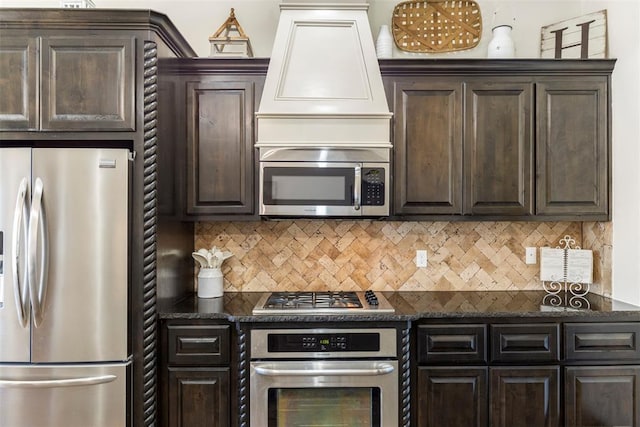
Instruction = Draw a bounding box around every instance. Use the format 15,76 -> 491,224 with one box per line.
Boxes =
197,268 -> 224,298
376,24 -> 393,58
487,25 -> 515,58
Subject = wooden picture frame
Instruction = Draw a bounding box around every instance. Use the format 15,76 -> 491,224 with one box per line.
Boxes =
540,10 -> 608,59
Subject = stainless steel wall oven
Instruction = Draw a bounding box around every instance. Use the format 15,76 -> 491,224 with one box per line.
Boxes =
250,327 -> 399,426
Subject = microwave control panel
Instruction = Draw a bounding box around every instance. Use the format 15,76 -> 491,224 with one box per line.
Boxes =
362,168 -> 385,206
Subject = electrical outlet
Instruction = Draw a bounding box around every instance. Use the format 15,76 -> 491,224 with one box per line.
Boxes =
416,250 -> 428,267
525,247 -> 537,264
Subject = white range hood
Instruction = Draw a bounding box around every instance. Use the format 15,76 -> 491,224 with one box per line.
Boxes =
256,0 -> 392,150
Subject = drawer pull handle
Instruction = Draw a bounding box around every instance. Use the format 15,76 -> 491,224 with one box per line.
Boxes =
575,333 -> 635,350
501,334 -> 550,352
428,335 -> 476,352
177,337 -> 220,353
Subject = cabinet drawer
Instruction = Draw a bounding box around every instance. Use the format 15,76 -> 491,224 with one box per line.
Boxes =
167,324 -> 230,366
418,325 -> 487,364
565,323 -> 640,361
491,324 -> 559,362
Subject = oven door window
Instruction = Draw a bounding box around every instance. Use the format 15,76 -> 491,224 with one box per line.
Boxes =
263,167 -> 355,206
268,387 -> 381,427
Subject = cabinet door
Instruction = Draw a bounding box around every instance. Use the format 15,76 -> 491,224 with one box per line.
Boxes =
417,367 -> 487,427
536,78 -> 608,217
565,366 -> 640,427
393,79 -> 463,214
167,367 -> 229,427
186,80 -> 256,216
0,36 -> 38,130
490,366 -> 560,427
464,80 -> 533,215
41,36 -> 135,131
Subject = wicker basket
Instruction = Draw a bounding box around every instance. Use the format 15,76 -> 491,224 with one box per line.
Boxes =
392,0 -> 482,53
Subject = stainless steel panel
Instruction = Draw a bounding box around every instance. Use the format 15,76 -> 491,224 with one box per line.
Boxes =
250,328 -> 397,359
259,160 -> 390,217
259,147 -> 391,162
250,360 -> 398,427
0,361 -> 130,427
31,148 -> 129,363
0,148 -> 31,363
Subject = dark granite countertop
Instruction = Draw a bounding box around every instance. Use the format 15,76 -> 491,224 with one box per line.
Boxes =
157,291 -> 640,323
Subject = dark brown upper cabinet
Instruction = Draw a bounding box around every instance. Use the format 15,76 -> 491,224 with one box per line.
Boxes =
536,77 -> 608,217
0,36 -> 38,130
392,78 -> 463,215
464,79 -> 533,216
186,79 -> 258,217
0,34 -> 135,132
382,59 -> 613,221
391,76 -> 533,217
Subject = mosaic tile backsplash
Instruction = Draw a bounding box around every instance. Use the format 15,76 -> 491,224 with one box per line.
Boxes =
195,221 -> 612,296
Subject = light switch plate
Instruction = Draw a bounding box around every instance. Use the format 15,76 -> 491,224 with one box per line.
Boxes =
525,247 -> 537,264
416,250 -> 428,267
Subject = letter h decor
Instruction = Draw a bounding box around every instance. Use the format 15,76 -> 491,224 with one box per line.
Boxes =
540,10 -> 608,59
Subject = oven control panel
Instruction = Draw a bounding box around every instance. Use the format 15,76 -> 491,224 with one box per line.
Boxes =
268,332 -> 380,352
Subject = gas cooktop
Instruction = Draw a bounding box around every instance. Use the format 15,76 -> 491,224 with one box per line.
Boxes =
252,291 -> 395,315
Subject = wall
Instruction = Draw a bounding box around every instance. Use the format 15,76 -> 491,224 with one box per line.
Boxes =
4,0 -> 637,303
0,0 -> 592,58
581,0 -> 640,305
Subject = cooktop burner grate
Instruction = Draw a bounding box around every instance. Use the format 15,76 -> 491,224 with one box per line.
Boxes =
252,290 -> 395,315
264,291 -> 363,309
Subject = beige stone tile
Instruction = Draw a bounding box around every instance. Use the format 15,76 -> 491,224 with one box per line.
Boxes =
193,220 -> 611,295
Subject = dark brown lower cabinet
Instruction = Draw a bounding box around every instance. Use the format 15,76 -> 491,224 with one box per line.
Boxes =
565,366 -> 640,427
490,367 -> 560,427
160,320 -> 231,427
417,367 -> 488,427
167,367 -> 229,427
416,366 -> 559,427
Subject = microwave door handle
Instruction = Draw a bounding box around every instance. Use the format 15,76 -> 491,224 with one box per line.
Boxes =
353,166 -> 361,211
11,178 -> 30,327
27,177 -> 48,328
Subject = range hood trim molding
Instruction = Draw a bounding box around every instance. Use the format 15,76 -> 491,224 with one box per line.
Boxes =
258,146 -> 390,162
256,112 -> 393,118
255,142 -> 393,148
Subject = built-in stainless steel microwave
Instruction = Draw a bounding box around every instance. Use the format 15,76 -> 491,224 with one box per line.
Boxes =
258,147 -> 390,217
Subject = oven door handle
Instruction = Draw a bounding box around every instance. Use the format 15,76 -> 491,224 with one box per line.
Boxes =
254,364 -> 395,377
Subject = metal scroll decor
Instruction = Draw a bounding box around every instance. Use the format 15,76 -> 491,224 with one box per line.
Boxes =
542,235 -> 591,310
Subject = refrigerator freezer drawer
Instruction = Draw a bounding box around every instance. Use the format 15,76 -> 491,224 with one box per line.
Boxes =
0,361 -> 130,427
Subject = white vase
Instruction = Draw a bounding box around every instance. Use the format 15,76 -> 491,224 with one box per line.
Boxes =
376,24 -> 393,59
487,25 -> 515,58
197,268 -> 223,298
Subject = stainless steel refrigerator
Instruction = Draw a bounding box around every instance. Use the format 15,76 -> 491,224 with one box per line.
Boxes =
0,147 -> 130,427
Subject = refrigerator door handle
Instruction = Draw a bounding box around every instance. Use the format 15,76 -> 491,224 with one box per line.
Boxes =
11,177 -> 30,327
28,177 -> 49,328
0,374 -> 117,389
